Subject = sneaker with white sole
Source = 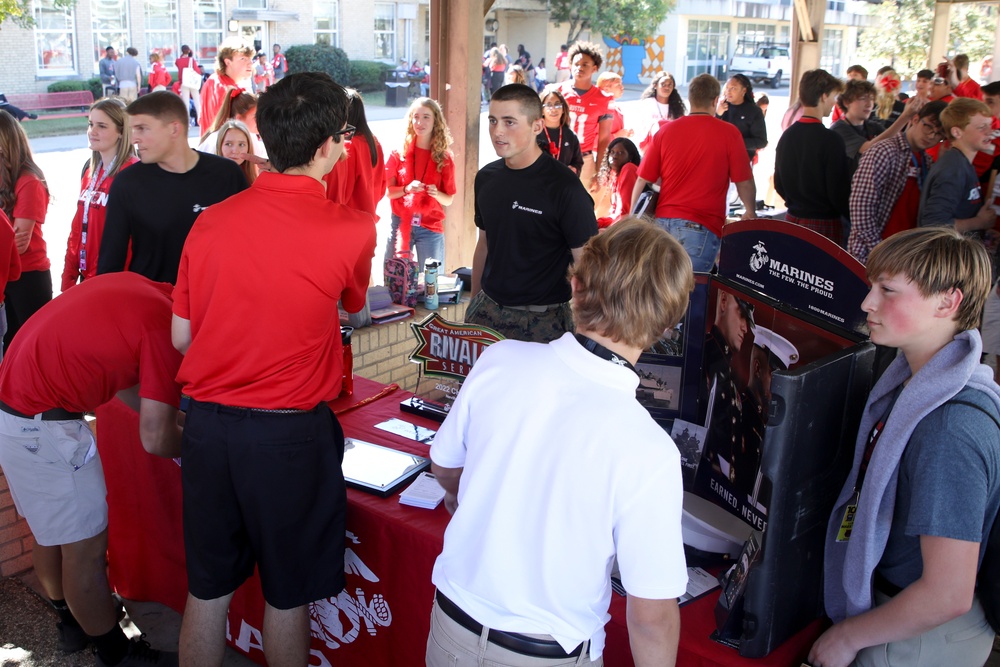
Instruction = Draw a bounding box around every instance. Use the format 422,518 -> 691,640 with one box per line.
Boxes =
95,637 -> 178,667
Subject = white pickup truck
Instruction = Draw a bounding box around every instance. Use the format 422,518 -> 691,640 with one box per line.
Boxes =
729,46 -> 790,89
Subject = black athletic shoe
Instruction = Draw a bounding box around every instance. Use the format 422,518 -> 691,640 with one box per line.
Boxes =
95,637 -> 178,667
26,113 -> 38,120
56,620 -> 88,652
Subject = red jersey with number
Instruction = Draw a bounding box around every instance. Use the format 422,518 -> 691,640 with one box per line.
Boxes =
559,81 -> 612,152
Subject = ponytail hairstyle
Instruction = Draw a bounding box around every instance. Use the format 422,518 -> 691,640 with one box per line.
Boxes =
204,86 -> 256,138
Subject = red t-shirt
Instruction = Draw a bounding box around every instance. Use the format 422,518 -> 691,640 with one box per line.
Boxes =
636,115 -> 752,235
955,78 -> 984,101
609,104 -> 625,136
385,146 -> 456,235
62,157 -> 139,292
13,173 -> 49,272
173,172 -> 376,408
973,116 -> 1000,178
0,272 -> 181,413
882,152 -> 923,239
611,162 -> 638,222
323,135 -> 387,221
560,81 -> 613,152
0,209 -> 21,300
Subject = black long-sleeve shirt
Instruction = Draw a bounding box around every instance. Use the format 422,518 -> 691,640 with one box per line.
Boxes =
719,99 -> 767,162
774,120 -> 850,220
98,152 -> 246,284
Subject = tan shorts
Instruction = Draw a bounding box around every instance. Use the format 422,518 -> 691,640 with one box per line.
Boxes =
0,411 -> 106,546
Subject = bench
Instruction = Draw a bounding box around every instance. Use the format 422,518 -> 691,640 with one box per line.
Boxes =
6,91 -> 94,119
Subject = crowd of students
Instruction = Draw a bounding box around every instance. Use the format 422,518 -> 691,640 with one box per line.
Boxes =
2,34 -> 1000,667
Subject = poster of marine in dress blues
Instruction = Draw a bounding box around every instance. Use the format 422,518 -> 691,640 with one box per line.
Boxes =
640,220 -> 871,530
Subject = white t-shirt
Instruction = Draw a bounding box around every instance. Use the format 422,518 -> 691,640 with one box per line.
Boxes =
430,333 -> 688,660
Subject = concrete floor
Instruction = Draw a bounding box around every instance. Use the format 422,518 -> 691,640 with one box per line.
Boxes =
5,570 -> 257,666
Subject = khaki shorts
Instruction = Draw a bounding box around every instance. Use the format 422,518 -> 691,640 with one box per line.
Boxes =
0,411 -> 106,546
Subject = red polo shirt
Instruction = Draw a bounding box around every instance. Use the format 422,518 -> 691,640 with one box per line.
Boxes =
173,171 -> 376,409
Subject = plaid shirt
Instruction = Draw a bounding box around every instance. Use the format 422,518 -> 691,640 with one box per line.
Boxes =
848,133 -> 924,264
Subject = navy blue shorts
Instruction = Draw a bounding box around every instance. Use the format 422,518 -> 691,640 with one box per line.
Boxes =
181,400 -> 347,609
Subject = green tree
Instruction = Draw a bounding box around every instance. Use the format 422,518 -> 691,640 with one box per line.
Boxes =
858,0 -> 997,79
1,0 -> 74,28
550,0 -> 674,45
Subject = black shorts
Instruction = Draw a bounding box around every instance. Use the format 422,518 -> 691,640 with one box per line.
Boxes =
181,400 -> 347,610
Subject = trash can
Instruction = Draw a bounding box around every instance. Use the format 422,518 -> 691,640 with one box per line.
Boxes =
385,82 -> 409,107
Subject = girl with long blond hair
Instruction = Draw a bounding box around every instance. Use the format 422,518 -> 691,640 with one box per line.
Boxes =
214,119 -> 257,186
385,97 -> 456,269
61,97 -> 138,291
0,110 -> 51,347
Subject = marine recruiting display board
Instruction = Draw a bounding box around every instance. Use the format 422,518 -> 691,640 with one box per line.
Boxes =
717,219 -> 870,337
401,313 -> 504,421
642,220 -> 870,530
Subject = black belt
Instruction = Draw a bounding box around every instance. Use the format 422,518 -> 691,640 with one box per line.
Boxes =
435,591 -> 583,659
0,400 -> 84,421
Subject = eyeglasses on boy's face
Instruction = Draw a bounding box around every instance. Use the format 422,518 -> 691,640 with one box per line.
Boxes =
333,124 -> 356,141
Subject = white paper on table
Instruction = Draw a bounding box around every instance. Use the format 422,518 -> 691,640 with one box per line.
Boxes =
679,567 -> 721,605
375,418 -> 436,445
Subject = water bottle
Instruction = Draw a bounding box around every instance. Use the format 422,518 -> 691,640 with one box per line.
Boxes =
424,258 -> 439,310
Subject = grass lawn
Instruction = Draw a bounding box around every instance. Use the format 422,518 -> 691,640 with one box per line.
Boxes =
21,114 -> 88,139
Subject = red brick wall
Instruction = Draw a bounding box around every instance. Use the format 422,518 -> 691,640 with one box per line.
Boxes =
0,469 -> 33,577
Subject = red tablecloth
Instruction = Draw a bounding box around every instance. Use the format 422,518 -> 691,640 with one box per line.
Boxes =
95,377 -> 821,666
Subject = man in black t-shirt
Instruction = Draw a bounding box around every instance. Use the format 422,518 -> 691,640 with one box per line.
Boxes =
466,84 -> 597,343
98,92 -> 246,284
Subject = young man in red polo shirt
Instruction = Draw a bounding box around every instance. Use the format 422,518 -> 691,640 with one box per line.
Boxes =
559,41 -> 613,195
172,71 -> 375,667
0,272 -> 183,666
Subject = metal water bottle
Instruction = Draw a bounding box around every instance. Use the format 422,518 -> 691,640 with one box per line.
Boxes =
424,259 -> 440,310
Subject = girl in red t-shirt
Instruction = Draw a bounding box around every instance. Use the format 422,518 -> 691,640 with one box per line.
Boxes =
324,89 -> 386,221
0,111 -> 52,348
61,98 -> 138,292
385,97 -> 456,271
596,137 -> 641,228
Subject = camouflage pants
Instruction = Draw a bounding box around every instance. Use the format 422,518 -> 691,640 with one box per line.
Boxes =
464,291 -> 573,343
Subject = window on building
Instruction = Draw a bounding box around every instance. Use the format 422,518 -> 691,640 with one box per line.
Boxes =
374,2 -> 395,61
33,0 -> 76,74
314,0 -> 339,46
194,0 -> 224,62
145,0 -> 179,63
240,0 -> 266,11
735,22 -> 777,56
686,20 -> 730,82
92,0 -> 129,75
821,28 -> 843,75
